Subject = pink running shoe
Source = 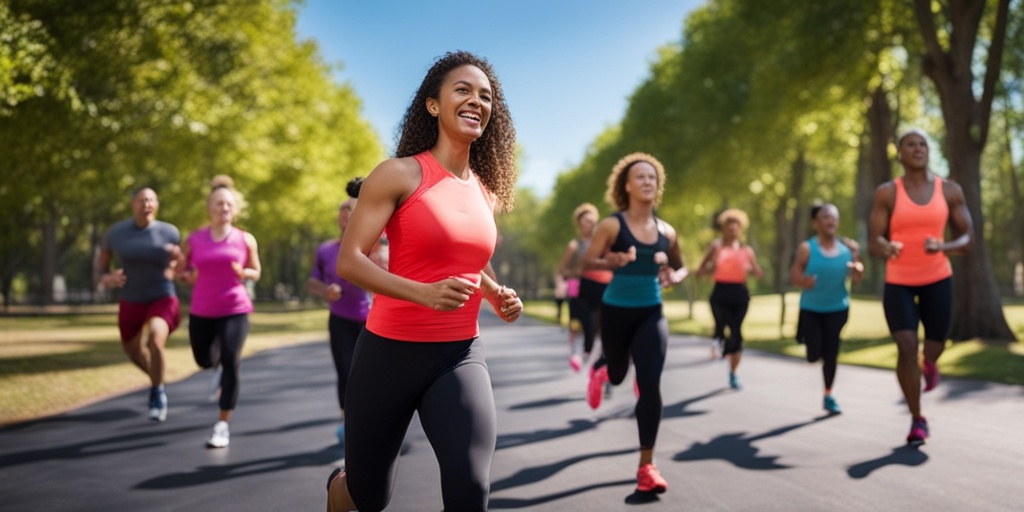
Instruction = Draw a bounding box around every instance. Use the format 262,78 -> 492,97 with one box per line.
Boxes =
922,359 -> 940,392
569,354 -> 582,373
587,366 -> 608,409
906,416 -> 929,446
636,463 -> 668,493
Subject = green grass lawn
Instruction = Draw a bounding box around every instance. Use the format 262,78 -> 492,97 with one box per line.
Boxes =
525,293 -> 1024,387
0,304 -> 331,426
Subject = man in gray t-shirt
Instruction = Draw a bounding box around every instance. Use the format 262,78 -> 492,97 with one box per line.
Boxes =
95,187 -> 184,422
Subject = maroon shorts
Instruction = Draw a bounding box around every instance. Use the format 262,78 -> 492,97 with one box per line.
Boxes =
118,296 -> 181,343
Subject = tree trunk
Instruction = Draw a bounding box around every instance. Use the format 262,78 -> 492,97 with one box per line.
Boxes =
913,0 -> 1015,341
41,218 -> 58,306
775,150 -> 807,336
1001,96 -> 1024,296
857,85 -> 896,293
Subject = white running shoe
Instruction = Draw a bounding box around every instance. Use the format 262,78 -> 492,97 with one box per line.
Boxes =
148,388 -> 168,422
206,420 -> 230,448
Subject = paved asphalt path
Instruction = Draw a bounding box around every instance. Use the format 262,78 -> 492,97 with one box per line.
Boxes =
2,311 -> 1022,511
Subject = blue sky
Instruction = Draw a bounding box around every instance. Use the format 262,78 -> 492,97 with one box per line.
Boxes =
294,0 -> 705,197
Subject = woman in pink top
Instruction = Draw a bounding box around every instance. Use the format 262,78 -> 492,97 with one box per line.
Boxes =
325,51 -> 522,512
179,175 -> 262,449
696,208 -> 763,389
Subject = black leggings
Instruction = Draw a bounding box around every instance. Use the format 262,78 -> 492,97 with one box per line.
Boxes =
710,282 -> 750,355
188,313 -> 249,411
328,314 -> 363,411
883,278 -> 952,341
599,303 -> 668,449
797,309 -> 848,389
569,278 -> 607,354
344,331 -> 496,512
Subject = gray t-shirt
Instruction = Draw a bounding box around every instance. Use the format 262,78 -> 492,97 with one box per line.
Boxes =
101,219 -> 180,303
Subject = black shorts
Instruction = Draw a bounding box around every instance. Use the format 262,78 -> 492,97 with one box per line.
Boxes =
882,277 -> 952,341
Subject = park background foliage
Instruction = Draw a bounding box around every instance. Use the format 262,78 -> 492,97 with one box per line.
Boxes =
2,0 -> 1022,341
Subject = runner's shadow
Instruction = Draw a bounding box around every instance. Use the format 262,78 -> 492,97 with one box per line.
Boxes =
673,415 -> 834,470
846,445 -> 928,479
507,396 -> 579,411
0,408 -> 139,432
496,419 -> 599,450
489,479 -> 635,509
491,447 -> 635,492
662,388 -> 728,419
0,425 -> 207,469
133,444 -> 343,489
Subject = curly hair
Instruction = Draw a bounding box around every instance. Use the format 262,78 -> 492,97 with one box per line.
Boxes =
394,51 -> 517,211
604,152 -> 666,211
716,208 -> 749,230
346,177 -> 364,198
572,202 -> 599,224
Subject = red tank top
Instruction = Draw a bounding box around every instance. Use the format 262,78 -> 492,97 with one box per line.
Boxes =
886,176 -> 951,286
366,151 -> 497,341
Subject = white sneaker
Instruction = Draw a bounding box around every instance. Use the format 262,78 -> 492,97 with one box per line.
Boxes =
710,339 -> 722,359
206,420 -> 230,448
148,388 -> 168,422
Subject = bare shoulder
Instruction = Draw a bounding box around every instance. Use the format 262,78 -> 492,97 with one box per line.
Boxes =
656,218 -> 677,240
364,156 -> 422,198
942,177 -> 966,201
243,230 -> 259,248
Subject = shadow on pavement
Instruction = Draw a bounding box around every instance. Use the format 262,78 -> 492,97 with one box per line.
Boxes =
672,414 -> 836,470
1,408 -> 140,432
0,424 -> 207,469
846,445 -> 928,479
662,388 -> 728,419
491,447 -> 636,492
133,443 -> 345,489
489,479 -> 636,509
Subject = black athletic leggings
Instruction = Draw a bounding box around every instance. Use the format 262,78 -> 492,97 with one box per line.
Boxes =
328,314 -> 363,411
710,282 -> 750,355
570,277 -> 607,355
797,309 -> 849,389
599,303 -> 668,449
344,330 -> 496,512
188,313 -> 249,411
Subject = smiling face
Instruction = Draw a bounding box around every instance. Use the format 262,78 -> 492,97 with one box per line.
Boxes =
207,187 -> 237,226
131,188 -> 159,226
812,204 -> 840,237
426,64 -> 492,142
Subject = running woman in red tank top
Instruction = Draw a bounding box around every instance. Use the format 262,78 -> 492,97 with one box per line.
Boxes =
325,51 -> 522,512
868,129 -> 972,447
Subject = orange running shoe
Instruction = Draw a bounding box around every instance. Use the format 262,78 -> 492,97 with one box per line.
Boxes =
636,463 -> 668,493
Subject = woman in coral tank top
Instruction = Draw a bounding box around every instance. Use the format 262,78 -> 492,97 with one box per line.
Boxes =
325,51 -> 522,512
868,130 -> 972,446
696,208 -> 764,389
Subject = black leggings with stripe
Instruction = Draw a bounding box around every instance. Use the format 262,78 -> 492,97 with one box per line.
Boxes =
344,330 -> 496,512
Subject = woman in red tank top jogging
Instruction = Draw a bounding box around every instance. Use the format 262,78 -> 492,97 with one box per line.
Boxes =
868,129 -> 972,446
324,51 -> 522,512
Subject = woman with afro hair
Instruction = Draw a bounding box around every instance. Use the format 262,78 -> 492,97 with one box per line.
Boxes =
325,51 -> 523,512
581,152 -> 689,495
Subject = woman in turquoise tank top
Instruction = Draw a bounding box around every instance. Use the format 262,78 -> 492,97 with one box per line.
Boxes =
581,153 -> 689,495
790,203 -> 863,415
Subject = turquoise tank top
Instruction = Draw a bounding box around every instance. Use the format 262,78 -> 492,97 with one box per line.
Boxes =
602,212 -> 669,308
799,236 -> 852,313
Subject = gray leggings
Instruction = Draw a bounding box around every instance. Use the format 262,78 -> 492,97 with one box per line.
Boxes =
344,330 -> 496,512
